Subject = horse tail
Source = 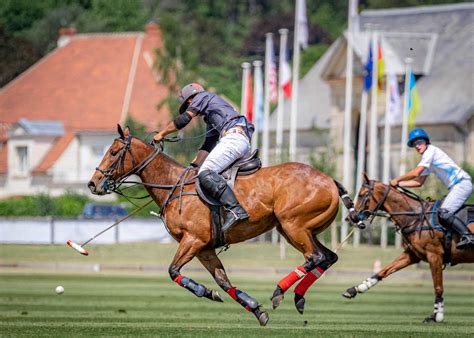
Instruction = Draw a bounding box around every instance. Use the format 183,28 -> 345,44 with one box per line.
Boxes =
333,180 -> 360,223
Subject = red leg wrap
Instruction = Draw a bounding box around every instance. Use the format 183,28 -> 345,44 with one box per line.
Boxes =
277,265 -> 307,292
226,287 -> 238,300
294,267 -> 325,296
174,274 -> 184,286
226,287 -> 251,311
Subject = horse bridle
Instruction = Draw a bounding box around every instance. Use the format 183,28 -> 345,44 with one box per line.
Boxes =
95,134 -> 160,193
355,180 -> 391,226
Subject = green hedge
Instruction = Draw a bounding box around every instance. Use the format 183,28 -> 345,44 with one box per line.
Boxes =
0,192 -> 89,217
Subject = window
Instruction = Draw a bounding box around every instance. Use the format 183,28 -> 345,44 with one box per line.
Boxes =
16,146 -> 28,175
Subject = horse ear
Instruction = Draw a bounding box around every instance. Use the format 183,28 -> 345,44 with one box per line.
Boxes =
124,126 -> 130,137
363,172 -> 369,182
117,124 -> 125,139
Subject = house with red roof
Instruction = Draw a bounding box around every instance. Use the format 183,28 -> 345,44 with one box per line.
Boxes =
0,22 -> 170,198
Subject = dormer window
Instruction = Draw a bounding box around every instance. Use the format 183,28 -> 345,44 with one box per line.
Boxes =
16,146 -> 28,176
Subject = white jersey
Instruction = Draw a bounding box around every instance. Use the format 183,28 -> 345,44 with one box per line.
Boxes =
418,145 -> 471,189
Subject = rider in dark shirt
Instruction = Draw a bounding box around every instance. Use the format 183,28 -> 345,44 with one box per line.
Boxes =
154,83 -> 254,231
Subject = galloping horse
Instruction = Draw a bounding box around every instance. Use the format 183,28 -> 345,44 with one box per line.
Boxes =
343,174 -> 474,322
87,126 -> 355,326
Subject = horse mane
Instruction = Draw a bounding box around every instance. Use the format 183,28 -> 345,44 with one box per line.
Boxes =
131,135 -> 185,169
375,180 -> 434,206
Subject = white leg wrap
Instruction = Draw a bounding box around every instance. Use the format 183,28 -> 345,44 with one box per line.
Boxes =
434,301 -> 444,322
356,277 -> 379,293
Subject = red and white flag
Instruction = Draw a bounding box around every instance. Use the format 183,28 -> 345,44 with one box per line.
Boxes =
246,70 -> 253,121
269,41 -> 278,103
280,48 -> 292,98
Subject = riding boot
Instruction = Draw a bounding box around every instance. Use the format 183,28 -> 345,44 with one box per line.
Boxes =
218,184 -> 249,231
198,170 -> 249,232
450,217 -> 474,250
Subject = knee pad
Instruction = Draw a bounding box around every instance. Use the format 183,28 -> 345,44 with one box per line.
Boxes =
198,170 -> 227,197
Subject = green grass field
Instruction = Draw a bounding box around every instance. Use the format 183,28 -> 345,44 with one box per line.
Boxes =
1,243 -> 473,336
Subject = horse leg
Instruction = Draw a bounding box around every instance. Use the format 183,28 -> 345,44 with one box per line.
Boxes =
423,252 -> 445,323
271,230 -> 335,310
168,236 -> 222,302
343,250 -> 420,299
197,249 -> 269,326
293,237 -> 338,314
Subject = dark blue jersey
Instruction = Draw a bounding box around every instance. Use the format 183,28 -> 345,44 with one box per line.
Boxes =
186,91 -> 254,152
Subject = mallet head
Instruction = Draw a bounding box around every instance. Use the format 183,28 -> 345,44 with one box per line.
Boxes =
67,240 -> 89,256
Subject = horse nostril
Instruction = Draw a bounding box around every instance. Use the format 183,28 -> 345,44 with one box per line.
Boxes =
88,181 -> 96,191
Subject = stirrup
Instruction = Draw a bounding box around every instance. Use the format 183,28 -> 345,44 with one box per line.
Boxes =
222,209 -> 248,232
456,235 -> 474,250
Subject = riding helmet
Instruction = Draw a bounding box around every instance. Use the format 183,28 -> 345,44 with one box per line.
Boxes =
179,83 -> 205,114
407,128 -> 430,147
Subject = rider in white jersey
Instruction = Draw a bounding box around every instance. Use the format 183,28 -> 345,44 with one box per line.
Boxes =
390,128 -> 473,250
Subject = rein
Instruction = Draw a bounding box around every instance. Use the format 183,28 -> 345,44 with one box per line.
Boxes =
356,180 -> 442,239
96,134 -> 198,217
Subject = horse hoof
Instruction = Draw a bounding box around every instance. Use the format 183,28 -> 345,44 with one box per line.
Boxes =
255,309 -> 269,326
271,286 -> 284,310
212,290 -> 224,302
342,287 -> 357,299
423,315 -> 436,323
294,294 -> 305,314
271,294 -> 284,310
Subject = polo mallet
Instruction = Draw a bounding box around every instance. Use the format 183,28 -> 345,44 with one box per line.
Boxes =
67,199 -> 154,256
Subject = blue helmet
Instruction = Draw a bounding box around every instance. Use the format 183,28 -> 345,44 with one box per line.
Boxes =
407,128 -> 430,147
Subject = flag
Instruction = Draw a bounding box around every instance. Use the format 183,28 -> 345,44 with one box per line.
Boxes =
297,0 -> 309,49
407,71 -> 420,128
253,63 -> 264,131
364,42 -> 373,91
269,41 -> 278,103
387,72 -> 401,125
377,43 -> 384,91
246,70 -> 253,122
280,47 -> 292,98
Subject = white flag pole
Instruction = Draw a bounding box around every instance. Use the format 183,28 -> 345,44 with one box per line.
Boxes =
340,0 -> 358,246
241,62 -> 251,119
276,28 -> 289,163
262,33 -> 273,167
289,0 -> 302,162
368,31 -> 379,181
397,57 -> 413,248
356,91 -> 369,193
381,71 -> 392,249
252,60 -> 263,150
400,58 -> 412,176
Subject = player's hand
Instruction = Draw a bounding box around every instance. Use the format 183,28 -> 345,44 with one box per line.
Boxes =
390,178 -> 399,187
153,133 -> 164,143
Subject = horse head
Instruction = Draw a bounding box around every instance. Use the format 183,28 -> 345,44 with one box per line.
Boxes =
88,124 -> 149,195
353,174 -> 391,228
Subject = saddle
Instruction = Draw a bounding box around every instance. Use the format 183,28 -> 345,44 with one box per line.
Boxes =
195,149 -> 262,248
430,203 -> 474,264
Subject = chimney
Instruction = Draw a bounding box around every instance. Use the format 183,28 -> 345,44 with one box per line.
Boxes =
57,27 -> 76,48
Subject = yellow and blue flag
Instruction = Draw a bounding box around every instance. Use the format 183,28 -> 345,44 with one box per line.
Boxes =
407,71 -> 420,129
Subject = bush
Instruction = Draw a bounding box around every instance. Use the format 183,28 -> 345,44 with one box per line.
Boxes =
0,192 -> 90,217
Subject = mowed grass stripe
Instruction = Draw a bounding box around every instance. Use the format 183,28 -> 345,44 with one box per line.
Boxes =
1,272 -> 473,336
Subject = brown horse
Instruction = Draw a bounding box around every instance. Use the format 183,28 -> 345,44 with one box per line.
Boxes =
87,126 -> 355,326
343,174 -> 474,322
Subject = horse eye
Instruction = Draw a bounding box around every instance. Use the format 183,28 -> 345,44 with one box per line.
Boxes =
111,150 -> 118,156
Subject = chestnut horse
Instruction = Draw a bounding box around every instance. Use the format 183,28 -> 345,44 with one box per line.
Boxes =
343,175 -> 474,323
87,126 -> 355,326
